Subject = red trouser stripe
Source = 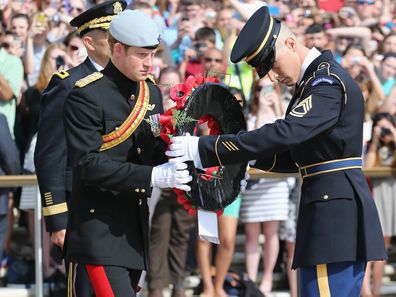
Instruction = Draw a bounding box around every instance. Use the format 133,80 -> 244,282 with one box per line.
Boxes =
85,265 -> 115,297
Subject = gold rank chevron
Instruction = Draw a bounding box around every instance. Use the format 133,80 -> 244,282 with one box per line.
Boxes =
44,192 -> 53,205
290,95 -> 312,118
222,141 -> 239,151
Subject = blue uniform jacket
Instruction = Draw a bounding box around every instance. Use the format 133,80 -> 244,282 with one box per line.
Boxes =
198,51 -> 387,268
35,58 -> 96,232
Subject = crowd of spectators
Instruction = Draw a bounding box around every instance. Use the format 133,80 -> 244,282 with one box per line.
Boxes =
0,0 -> 395,296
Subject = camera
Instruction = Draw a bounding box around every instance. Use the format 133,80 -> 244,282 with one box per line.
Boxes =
51,13 -> 60,23
55,55 -> 65,70
260,85 -> 273,97
350,56 -> 361,65
381,127 -> 391,137
193,42 -> 207,52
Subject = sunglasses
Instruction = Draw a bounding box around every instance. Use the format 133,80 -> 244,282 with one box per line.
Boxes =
69,45 -> 79,51
71,6 -> 83,12
255,85 -> 265,92
357,0 -> 374,5
1,42 -> 10,49
204,57 -> 223,63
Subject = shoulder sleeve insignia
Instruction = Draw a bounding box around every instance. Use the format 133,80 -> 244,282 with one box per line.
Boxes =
146,74 -> 156,84
75,72 -> 103,88
290,95 -> 312,118
54,70 -> 69,80
311,76 -> 336,87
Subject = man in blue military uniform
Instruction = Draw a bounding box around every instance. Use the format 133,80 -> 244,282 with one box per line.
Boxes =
167,6 -> 387,296
63,9 -> 191,296
34,1 -> 126,295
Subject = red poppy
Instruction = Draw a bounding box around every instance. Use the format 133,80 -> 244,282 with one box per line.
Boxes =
166,75 -> 224,216
170,83 -> 191,109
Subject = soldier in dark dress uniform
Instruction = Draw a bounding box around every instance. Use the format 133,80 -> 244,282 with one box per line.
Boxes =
34,2 -> 127,295
34,1 -> 127,295
167,7 -> 387,296
63,9 -> 191,297
35,0 -> 127,246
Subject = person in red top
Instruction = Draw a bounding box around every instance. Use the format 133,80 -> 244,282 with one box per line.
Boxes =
179,27 -> 216,79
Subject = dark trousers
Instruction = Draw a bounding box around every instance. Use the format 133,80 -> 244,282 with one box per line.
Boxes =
147,189 -> 194,290
66,262 -> 94,297
67,262 -> 141,297
300,261 -> 366,297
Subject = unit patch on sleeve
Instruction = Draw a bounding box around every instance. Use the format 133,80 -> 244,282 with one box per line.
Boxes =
311,76 -> 336,87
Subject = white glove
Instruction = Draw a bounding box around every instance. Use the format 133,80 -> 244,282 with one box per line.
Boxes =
151,162 -> 192,191
165,133 -> 203,169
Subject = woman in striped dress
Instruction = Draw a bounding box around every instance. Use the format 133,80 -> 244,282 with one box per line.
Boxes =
240,77 -> 294,296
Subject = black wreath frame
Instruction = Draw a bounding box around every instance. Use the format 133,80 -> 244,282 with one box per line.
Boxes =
176,82 -> 247,212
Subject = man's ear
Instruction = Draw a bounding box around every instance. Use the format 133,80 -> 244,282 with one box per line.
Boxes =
113,42 -> 123,59
82,35 -> 94,51
285,37 -> 297,51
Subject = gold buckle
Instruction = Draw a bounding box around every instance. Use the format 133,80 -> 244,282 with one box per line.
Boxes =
299,167 -> 307,178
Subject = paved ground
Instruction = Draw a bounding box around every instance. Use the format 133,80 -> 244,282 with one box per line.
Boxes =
2,276 -> 396,297
3,227 -> 396,296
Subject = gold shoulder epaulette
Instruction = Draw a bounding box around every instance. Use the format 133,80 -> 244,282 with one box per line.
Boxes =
146,74 -> 156,84
54,70 -> 69,80
75,72 -> 103,88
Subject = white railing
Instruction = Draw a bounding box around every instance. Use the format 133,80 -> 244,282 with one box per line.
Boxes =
0,167 -> 394,297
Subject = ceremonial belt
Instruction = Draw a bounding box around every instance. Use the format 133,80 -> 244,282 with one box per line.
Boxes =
100,81 -> 150,151
299,157 -> 362,179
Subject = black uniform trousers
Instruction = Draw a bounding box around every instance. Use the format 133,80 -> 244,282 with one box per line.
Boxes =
67,261 -> 141,297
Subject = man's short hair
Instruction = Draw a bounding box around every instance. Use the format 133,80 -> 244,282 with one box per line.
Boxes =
181,0 -> 201,7
195,27 -> 216,44
108,34 -> 119,52
305,24 -> 325,35
383,52 -> 396,62
107,34 -> 158,52
11,13 -> 30,26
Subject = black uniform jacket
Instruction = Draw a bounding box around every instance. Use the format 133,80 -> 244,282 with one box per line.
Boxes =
35,58 -> 96,232
199,51 -> 387,268
63,61 -> 167,270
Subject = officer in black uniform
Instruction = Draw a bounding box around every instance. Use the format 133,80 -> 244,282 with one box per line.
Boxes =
34,1 -> 126,295
63,9 -> 191,296
167,7 -> 387,296
35,0 -> 127,243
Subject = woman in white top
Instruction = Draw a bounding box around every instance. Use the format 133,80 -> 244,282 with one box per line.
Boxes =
240,77 -> 294,296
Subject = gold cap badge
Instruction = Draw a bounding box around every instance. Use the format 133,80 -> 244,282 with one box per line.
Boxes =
113,2 -> 122,14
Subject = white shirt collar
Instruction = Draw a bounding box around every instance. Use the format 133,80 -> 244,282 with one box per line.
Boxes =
89,57 -> 104,71
297,47 -> 321,86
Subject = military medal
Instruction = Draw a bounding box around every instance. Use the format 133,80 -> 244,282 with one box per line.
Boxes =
146,113 -> 161,137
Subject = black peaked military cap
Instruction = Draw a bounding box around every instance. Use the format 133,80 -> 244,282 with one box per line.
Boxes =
70,0 -> 127,36
230,6 -> 281,78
